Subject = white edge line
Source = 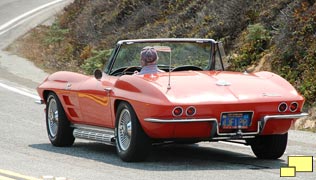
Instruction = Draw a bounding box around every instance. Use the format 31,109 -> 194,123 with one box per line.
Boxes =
0,0 -> 64,34
0,0 -> 64,100
0,82 -> 39,100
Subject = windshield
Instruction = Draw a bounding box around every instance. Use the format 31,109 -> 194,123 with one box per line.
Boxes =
112,42 -> 210,70
107,40 -> 225,75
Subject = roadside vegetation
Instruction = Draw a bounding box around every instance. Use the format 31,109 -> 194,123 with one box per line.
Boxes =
8,0 -> 316,129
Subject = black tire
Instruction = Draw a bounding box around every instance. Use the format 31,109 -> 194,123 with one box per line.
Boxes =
46,92 -> 75,147
250,133 -> 288,159
115,102 -> 151,162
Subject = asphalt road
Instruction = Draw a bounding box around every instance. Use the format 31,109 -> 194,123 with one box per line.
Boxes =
0,1 -> 315,180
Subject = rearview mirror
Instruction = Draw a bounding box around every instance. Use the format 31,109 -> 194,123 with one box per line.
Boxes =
94,69 -> 103,80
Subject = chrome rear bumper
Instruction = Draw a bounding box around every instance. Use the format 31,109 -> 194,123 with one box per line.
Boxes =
263,113 -> 309,121
261,112 -> 309,131
144,113 -> 309,140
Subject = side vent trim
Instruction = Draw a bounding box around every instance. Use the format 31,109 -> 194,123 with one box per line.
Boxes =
72,124 -> 115,145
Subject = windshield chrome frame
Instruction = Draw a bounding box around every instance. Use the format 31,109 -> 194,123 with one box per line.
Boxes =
104,38 -> 221,75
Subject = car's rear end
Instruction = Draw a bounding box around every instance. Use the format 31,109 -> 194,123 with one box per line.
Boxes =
128,70 -> 307,159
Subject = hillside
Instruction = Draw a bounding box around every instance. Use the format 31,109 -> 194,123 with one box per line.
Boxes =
9,0 -> 316,111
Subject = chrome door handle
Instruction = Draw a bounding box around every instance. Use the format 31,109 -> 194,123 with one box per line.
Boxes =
104,87 -> 112,92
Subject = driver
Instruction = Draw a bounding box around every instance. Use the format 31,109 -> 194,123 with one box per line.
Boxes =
138,46 -> 164,75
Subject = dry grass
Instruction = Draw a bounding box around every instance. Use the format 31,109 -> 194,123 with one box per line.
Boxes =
294,107 -> 316,132
6,26 -> 57,74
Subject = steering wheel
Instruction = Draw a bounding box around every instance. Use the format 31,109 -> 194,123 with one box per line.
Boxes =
172,65 -> 203,72
110,67 -> 125,76
121,66 -> 142,75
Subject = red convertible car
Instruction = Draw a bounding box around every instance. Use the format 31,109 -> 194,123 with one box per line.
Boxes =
37,38 -> 308,162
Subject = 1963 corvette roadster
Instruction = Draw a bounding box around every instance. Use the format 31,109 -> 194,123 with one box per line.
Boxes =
37,38 -> 308,162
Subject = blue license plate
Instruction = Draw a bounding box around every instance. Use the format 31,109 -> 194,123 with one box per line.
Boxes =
220,112 -> 252,129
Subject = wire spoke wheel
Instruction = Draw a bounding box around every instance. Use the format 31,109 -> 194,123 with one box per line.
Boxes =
118,109 -> 132,151
46,92 -> 75,147
48,98 -> 59,138
115,102 -> 151,162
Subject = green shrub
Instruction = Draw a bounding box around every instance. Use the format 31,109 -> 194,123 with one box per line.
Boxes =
246,23 -> 270,42
271,1 -> 316,106
44,22 -> 69,46
81,49 -> 112,74
228,23 -> 270,71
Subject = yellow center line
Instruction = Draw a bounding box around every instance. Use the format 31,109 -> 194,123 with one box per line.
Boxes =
0,169 -> 41,180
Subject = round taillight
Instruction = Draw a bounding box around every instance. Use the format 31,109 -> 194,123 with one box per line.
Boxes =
172,107 -> 183,116
290,102 -> 298,112
278,102 -> 288,112
186,106 -> 196,116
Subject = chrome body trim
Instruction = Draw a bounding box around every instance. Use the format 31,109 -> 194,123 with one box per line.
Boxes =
144,113 -> 308,140
261,113 -> 309,131
72,124 -> 115,134
278,102 -> 288,112
118,38 -> 217,45
145,118 -> 260,139
72,124 -> 115,145
144,118 -> 217,123
263,113 -> 309,121
172,106 -> 184,117
71,113 -> 308,144
289,102 -> 298,112
185,106 -> 197,116
35,99 -> 44,104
